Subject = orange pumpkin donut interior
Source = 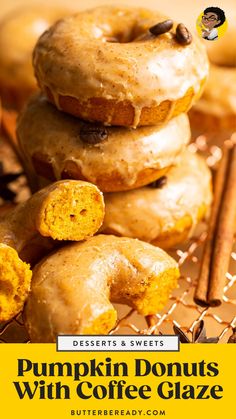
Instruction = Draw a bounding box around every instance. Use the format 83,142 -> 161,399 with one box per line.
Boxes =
0,180 -> 104,322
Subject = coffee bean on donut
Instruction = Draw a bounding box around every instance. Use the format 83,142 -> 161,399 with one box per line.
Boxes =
149,20 -> 173,36
80,124 -> 108,145
18,96 -> 191,192
175,23 -> 192,45
33,7 -> 208,127
148,176 -> 167,189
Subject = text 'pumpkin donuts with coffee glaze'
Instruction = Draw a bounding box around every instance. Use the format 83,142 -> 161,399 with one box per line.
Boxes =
24,235 -> 180,342
0,6 -> 69,110
17,95 -> 190,192
33,6 -> 209,127
101,150 -> 212,249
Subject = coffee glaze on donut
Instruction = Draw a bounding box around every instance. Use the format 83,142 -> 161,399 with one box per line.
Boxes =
24,235 -> 179,341
101,150 -> 212,249
33,6 -> 208,127
17,95 -> 190,192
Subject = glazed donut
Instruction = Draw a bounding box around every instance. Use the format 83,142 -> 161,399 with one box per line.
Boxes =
189,20 -> 236,132
0,6 -> 69,109
33,6 -> 208,127
17,95 -> 190,192
206,21 -> 236,67
24,235 -> 180,342
101,150 -> 212,249
0,180 -> 104,322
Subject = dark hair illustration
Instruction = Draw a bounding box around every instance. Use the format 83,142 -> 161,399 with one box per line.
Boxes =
203,7 -> 226,27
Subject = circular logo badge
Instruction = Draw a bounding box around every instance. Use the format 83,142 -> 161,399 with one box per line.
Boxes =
196,7 -> 227,41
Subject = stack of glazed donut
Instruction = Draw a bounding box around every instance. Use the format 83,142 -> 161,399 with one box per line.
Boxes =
0,6 -> 213,342
18,6 -> 212,249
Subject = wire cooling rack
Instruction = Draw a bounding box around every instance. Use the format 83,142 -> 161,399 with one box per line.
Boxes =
0,132 -> 236,343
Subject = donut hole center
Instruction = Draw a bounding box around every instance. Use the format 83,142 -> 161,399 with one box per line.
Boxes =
103,23 -> 146,43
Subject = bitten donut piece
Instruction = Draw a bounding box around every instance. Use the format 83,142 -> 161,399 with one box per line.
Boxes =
24,235 -> 180,342
101,150 -> 212,249
0,6 -> 69,109
0,244 -> 32,321
31,180 -> 105,241
0,180 -> 104,321
33,6 -> 208,127
0,180 -> 104,246
17,95 -> 190,192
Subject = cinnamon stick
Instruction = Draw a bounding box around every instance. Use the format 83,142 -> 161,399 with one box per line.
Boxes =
194,144 -> 236,307
208,145 -> 236,305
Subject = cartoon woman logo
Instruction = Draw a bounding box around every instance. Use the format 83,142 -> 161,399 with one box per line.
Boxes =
197,7 -> 227,41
